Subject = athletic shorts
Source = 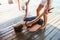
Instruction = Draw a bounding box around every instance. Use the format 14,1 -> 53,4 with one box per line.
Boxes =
24,16 -> 43,26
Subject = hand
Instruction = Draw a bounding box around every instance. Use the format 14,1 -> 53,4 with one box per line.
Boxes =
48,7 -> 54,13
26,21 -> 32,26
44,7 -> 54,14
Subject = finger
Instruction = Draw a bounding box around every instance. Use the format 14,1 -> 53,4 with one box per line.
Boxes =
49,12 -> 52,13
50,7 -> 54,10
48,7 -> 54,11
48,11 -> 52,13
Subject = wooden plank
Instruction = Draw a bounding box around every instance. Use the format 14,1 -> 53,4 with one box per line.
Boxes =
3,14 -> 58,39
25,30 -> 44,40
12,18 -> 60,39
0,14 -> 60,40
48,15 -> 60,23
4,27 -> 39,39
46,17 -> 60,30
45,20 -> 60,36
12,29 -> 43,40
4,14 -> 55,39
44,24 -> 60,40
44,28 -> 59,40
0,14 -> 55,35
34,24 -> 60,40
10,14 -> 55,39
0,27 -> 13,36
42,14 -> 59,30
46,14 -> 56,22
35,28 -> 59,40
25,15 -> 60,39
29,21 -> 60,40
48,14 -> 60,21
11,15 -> 60,39
51,27 -> 60,40
34,16 -> 60,40
0,16 -> 24,29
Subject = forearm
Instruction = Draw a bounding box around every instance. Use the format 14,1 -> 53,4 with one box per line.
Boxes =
25,0 -> 30,15
24,0 -> 30,19
47,0 -> 51,9
25,5 -> 28,17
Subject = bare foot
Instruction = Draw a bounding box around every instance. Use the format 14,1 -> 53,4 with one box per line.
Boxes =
40,26 -> 46,30
28,24 -> 41,32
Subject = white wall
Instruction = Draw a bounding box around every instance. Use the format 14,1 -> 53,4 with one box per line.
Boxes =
0,0 -> 8,5
0,0 -> 17,5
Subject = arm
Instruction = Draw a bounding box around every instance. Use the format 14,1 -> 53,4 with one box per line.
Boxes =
47,0 -> 51,9
24,0 -> 30,20
40,0 -> 51,29
26,0 -> 47,26
41,0 -> 49,25
26,0 -> 51,26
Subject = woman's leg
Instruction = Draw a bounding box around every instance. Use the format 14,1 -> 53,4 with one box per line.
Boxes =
36,4 -> 44,16
24,16 -> 37,21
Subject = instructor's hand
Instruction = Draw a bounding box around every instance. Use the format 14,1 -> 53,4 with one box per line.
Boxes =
26,21 -> 32,26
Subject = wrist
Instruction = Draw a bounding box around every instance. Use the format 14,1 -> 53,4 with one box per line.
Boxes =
25,22 -> 28,27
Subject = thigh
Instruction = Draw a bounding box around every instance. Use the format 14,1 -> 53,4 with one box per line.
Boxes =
37,19 -> 43,25
32,19 -> 43,26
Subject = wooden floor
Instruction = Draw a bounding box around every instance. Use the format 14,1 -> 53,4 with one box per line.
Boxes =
0,13 -> 60,40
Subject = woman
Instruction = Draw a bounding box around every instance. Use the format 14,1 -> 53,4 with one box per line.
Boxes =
14,0 -> 53,32
23,0 -> 48,32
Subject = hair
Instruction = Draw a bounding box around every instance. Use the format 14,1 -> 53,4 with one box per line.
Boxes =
14,24 -> 23,32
